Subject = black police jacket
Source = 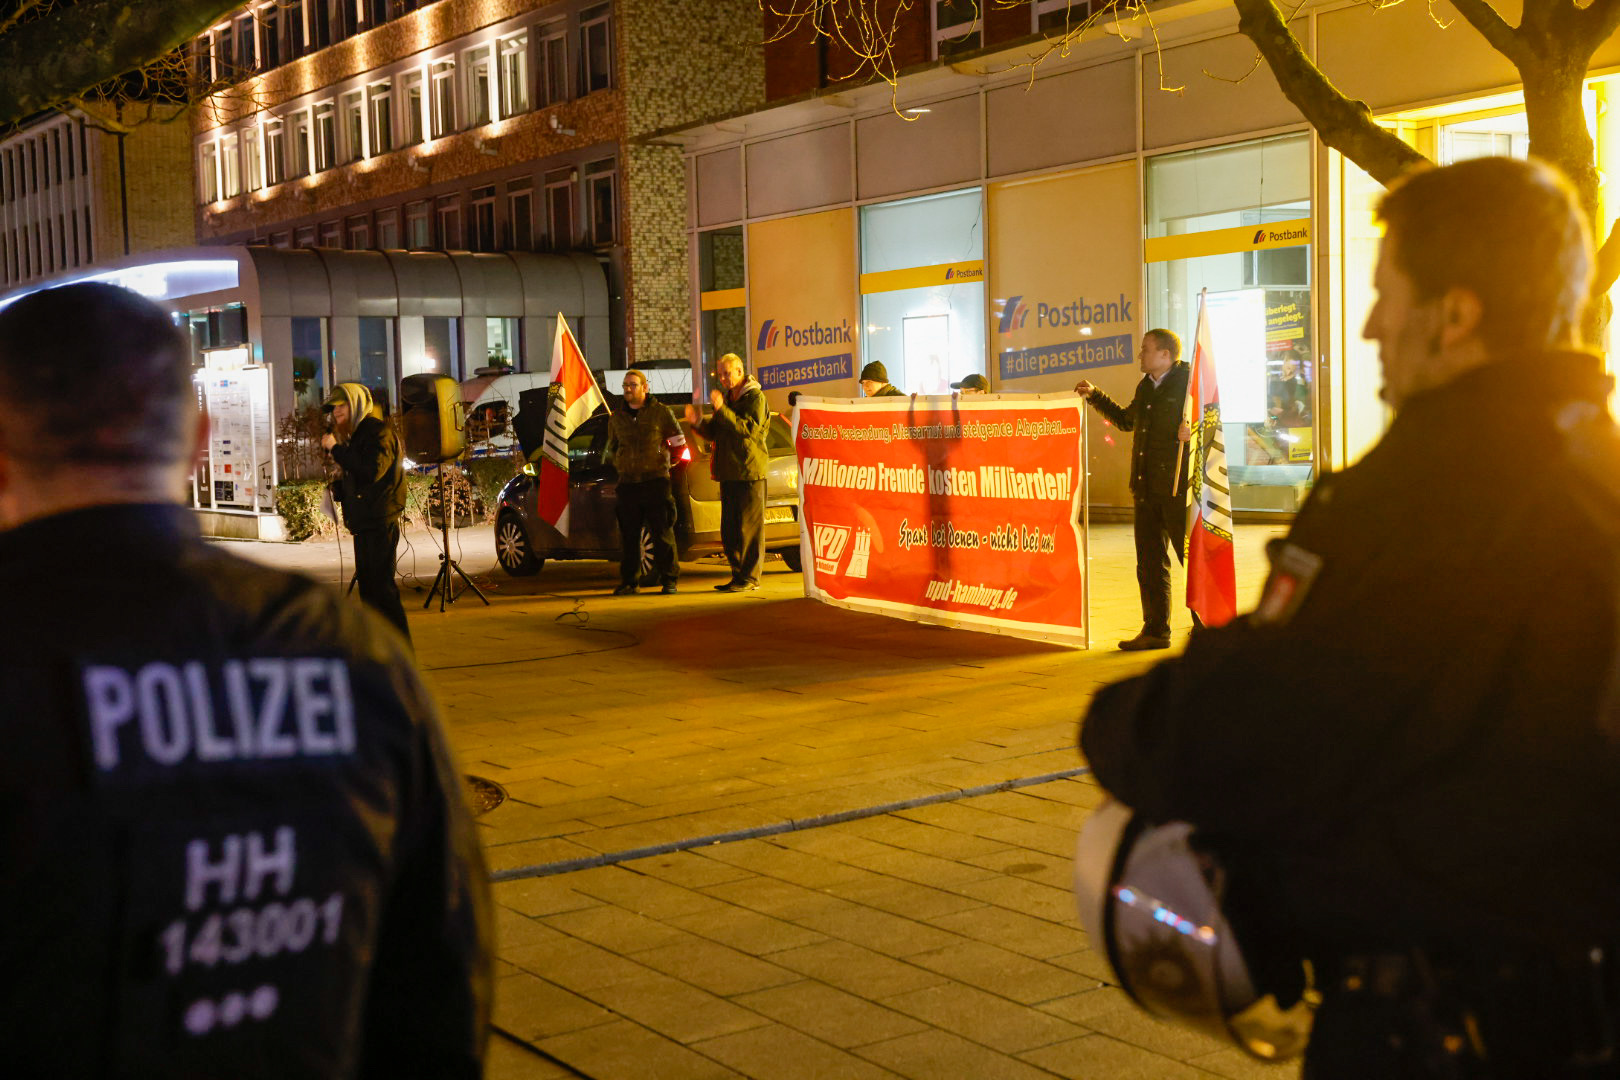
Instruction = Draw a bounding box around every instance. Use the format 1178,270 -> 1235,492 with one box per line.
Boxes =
0,504 -> 492,1078
330,414 -> 408,532
1086,362 -> 1191,498
1080,353 -> 1620,960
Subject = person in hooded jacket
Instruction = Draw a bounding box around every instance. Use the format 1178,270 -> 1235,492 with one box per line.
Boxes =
321,383 -> 410,642
686,352 -> 769,592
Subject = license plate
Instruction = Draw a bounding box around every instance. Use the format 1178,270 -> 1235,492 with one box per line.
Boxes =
765,506 -> 795,524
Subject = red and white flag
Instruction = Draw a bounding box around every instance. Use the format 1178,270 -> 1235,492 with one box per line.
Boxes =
1184,293 -> 1237,627
536,314 -> 603,533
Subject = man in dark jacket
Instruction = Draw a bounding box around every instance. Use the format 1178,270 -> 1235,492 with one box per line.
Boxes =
0,283 -> 491,1078
859,361 -> 905,397
1082,158 -> 1620,1077
1077,330 -> 1192,649
686,352 -> 768,592
606,370 -> 684,595
321,382 -> 410,642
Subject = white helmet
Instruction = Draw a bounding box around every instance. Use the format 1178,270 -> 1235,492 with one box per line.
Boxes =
1073,799 -> 1313,1060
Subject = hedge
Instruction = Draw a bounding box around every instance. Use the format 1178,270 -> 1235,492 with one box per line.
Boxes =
275,455 -> 522,541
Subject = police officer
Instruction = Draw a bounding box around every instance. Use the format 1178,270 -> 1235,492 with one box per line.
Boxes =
1076,330 -> 1193,650
0,284 -> 491,1077
1081,158 -> 1620,1077
320,381 -> 410,643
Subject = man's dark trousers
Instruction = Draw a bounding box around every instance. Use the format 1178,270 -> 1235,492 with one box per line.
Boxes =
1134,492 -> 1186,638
616,478 -> 679,587
352,522 -> 410,643
720,479 -> 766,586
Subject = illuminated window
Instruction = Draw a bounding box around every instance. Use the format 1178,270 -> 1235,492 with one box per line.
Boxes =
313,102 -> 336,171
221,133 -> 241,197
579,5 -> 612,94
290,109 -> 312,177
341,90 -> 365,161
200,142 -> 221,203
264,118 -> 285,184
369,82 -> 393,153
243,127 -> 264,191
401,70 -> 424,145
464,45 -> 493,128
431,60 -> 455,138
499,32 -> 530,117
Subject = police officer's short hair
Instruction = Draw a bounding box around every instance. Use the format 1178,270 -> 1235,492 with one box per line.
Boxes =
0,283 -> 192,469
1378,157 -> 1592,355
1144,328 -> 1181,363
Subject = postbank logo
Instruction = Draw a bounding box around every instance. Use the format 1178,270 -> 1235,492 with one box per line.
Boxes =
813,523 -> 851,575
942,263 -> 984,283
756,318 -> 853,352
997,296 -> 1031,334
1253,225 -> 1307,246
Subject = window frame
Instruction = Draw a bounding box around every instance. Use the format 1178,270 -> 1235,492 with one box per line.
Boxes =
430,59 -> 456,139
368,81 -> 394,154
498,31 -> 531,118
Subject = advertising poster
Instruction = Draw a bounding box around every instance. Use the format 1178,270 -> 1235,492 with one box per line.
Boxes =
988,163 -> 1141,508
795,394 -> 1087,646
747,208 -> 859,413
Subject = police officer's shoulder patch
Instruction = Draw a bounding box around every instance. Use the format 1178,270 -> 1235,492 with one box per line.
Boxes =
1253,541 -> 1323,627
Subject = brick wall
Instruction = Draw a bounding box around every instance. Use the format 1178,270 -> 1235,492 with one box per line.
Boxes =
91,113 -> 197,258
616,0 -> 763,364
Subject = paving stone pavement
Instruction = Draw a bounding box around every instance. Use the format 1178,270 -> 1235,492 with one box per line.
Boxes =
226,519 -> 1296,1079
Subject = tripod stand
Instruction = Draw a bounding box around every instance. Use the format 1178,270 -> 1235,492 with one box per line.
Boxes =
425,462 -> 490,612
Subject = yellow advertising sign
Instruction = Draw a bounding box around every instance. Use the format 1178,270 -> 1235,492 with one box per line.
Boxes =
746,208 -> 859,408
1144,217 -> 1311,264
859,260 -> 985,295
700,287 -> 746,311
989,163 -> 1143,509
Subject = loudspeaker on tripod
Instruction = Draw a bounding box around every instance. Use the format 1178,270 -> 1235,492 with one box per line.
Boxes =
400,373 -> 466,463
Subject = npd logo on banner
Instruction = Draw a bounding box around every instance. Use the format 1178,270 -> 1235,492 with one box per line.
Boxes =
755,317 -> 855,392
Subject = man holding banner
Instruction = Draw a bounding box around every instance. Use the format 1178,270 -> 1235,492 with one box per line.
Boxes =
1077,329 -> 1192,650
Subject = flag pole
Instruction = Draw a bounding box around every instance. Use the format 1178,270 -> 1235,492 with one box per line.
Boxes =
1174,288 -> 1205,499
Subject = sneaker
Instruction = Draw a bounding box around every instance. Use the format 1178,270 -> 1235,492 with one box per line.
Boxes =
1117,633 -> 1171,651
612,584 -> 638,596
660,583 -> 678,595
717,581 -> 759,593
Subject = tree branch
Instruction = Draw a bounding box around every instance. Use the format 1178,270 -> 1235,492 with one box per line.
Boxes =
1447,0 -> 1528,65
0,0 -> 240,127
1595,218 -> 1620,296
1578,0 -> 1620,52
1232,0 -> 1428,185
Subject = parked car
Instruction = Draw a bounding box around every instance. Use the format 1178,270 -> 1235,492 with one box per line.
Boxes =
492,408 -> 802,580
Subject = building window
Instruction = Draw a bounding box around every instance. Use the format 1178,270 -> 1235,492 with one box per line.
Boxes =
499,32 -> 530,117
235,14 -> 257,71
259,3 -> 281,69
417,317 -> 460,380
345,214 -> 370,250
464,45 -> 493,128
405,200 -> 432,248
221,134 -> 241,197
933,0 -> 981,59
358,318 -> 394,409
470,186 -> 496,252
579,5 -> 612,95
341,90 -> 365,161
544,166 -> 574,250
376,208 -> 400,249
369,83 -> 393,154
264,118 -> 286,184
585,158 -> 615,246
314,102 -> 336,171
336,0 -> 359,40
200,142 -> 221,203
538,21 -> 568,106
436,194 -> 462,249
431,60 -> 455,138
270,231 -> 291,249
291,109 -> 312,177
364,0 -> 388,27
244,127 -> 264,191
295,224 -> 317,248
508,185 -> 534,250
291,316 -> 326,410
401,70 -> 424,145
319,220 -> 341,247
216,21 -> 236,78
486,317 -> 520,371
310,0 -> 333,49
288,0 -> 307,56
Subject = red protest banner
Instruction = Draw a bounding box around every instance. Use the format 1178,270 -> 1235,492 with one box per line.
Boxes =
794,395 -> 1087,646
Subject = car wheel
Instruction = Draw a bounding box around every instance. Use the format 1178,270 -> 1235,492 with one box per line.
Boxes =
637,526 -> 659,586
495,513 -> 541,576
